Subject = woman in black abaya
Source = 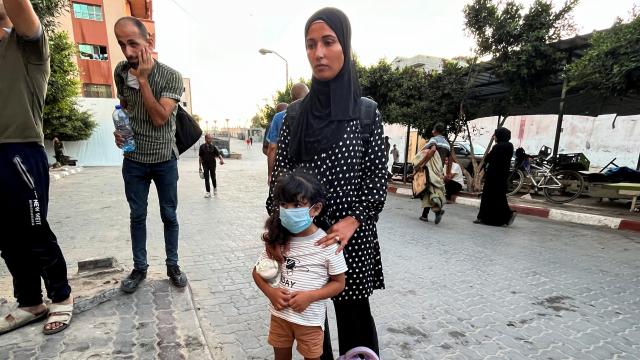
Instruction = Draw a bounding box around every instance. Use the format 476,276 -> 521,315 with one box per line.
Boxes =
475,127 -> 517,226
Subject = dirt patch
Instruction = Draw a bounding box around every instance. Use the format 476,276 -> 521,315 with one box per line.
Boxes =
534,295 -> 577,312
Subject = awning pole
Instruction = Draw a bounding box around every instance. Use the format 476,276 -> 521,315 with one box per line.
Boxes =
403,125 -> 410,183
552,76 -> 568,160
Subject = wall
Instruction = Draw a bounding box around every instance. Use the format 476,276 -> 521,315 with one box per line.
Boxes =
45,98 -> 122,166
467,114 -> 640,170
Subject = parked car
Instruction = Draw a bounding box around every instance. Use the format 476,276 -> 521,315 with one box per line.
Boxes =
453,142 -> 487,174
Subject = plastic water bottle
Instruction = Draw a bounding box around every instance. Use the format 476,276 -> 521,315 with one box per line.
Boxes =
112,105 -> 135,153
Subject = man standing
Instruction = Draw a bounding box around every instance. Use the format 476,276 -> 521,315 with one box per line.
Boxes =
266,83 -> 309,183
0,0 -> 73,335
391,144 -> 399,163
199,133 -> 224,197
265,102 -> 287,182
113,17 -> 186,293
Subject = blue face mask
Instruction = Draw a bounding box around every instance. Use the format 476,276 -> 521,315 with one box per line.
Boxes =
279,206 -> 313,234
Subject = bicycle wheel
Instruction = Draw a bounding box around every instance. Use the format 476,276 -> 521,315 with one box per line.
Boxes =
543,170 -> 584,203
506,169 -> 524,196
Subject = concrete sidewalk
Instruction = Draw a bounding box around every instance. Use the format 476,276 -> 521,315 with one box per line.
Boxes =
388,182 -> 640,232
0,277 -> 211,360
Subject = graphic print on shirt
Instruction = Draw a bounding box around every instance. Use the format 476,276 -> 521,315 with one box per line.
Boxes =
280,255 -> 309,288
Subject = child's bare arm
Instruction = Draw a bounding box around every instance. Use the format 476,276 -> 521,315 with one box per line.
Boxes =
252,268 -> 290,310
289,273 -> 346,313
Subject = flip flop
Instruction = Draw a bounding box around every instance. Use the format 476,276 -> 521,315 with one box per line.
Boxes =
0,307 -> 48,335
43,303 -> 73,335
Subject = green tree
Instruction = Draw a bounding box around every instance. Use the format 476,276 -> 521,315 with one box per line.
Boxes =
464,0 -> 578,114
567,12 -> 640,97
463,0 -> 578,189
260,78 -> 311,128
30,0 -> 68,33
43,31 -> 96,140
250,114 -> 264,129
29,1 -> 96,140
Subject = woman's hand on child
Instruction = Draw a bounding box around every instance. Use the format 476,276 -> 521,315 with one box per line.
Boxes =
289,291 -> 314,313
267,288 -> 290,311
316,216 -> 360,254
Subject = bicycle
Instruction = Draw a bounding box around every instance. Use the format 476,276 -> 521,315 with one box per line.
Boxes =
507,156 -> 585,204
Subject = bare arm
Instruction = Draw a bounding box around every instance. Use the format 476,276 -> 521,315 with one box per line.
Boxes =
416,146 -> 437,169
4,0 -> 40,38
139,81 -> 177,128
252,268 -> 290,311
289,273 -> 346,313
267,143 -> 277,182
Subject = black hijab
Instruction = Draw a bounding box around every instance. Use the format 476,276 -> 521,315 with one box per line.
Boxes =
289,7 -> 362,162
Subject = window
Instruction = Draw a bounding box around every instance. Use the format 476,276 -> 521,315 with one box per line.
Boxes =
73,3 -> 103,21
78,44 -> 108,61
83,84 -> 112,98
183,102 -> 188,107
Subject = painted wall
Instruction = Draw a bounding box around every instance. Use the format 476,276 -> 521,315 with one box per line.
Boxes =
467,114 -> 640,170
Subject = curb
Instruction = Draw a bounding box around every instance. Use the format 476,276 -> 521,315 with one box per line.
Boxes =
388,185 -> 640,233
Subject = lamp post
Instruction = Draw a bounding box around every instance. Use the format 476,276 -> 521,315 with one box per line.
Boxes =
205,120 -> 209,133
259,48 -> 288,89
214,120 -> 217,135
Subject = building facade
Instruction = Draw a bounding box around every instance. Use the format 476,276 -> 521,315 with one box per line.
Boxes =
56,0 -> 156,99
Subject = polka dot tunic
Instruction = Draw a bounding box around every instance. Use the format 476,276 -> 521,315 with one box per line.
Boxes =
267,112 -> 387,301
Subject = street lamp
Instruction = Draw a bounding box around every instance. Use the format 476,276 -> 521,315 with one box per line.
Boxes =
259,48 -> 288,89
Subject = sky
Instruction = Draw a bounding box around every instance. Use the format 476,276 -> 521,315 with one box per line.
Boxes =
153,0 -> 638,128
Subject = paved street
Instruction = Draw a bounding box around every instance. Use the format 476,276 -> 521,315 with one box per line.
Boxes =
1,138 -> 639,359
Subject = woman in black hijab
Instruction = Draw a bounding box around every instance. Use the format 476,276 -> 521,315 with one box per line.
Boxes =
475,127 -> 517,226
267,7 -> 386,358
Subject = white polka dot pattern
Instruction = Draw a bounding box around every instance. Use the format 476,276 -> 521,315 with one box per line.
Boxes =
267,112 -> 387,300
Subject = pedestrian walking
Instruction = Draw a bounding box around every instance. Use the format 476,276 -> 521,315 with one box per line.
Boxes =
112,16 -> 187,293
475,127 -> 517,226
0,0 -> 74,335
254,170 -> 347,360
444,155 -> 464,201
199,133 -> 224,197
413,123 -> 450,224
267,7 -> 387,357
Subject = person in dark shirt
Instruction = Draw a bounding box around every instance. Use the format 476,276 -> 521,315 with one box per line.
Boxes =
199,133 -> 224,197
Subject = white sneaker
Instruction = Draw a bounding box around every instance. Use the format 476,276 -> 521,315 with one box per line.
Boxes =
204,192 -> 211,198
213,189 -> 218,195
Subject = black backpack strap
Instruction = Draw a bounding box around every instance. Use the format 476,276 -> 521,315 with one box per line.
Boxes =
283,99 -> 303,125
359,97 -> 379,149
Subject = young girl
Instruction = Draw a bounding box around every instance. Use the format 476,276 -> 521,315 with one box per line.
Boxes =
253,170 -> 347,360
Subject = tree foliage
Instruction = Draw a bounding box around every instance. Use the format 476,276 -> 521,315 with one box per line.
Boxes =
29,1 -> 96,140
567,12 -> 640,97
30,0 -> 68,33
259,78 -> 311,129
464,0 -> 578,113
42,31 -> 96,141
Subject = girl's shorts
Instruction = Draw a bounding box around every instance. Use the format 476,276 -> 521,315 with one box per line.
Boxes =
268,315 -> 323,358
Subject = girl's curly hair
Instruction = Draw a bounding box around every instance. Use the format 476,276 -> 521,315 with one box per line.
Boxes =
263,169 -> 326,246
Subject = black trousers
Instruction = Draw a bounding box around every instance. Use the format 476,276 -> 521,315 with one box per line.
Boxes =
0,143 -> 72,307
445,180 -> 463,200
321,298 -> 379,359
202,164 -> 216,192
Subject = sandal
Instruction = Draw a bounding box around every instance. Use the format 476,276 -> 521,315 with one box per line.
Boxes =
43,303 -> 73,335
0,307 -> 48,335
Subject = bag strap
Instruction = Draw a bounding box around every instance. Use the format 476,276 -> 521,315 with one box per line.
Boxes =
283,97 -> 379,148
359,97 -> 378,149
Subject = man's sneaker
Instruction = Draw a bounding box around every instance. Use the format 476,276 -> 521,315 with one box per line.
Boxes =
213,188 -> 218,196
434,210 -> 445,225
121,269 -> 146,293
419,216 -> 429,222
204,192 -> 211,198
167,265 -> 188,288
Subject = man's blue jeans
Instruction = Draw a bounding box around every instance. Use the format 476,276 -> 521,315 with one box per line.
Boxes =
122,157 -> 179,271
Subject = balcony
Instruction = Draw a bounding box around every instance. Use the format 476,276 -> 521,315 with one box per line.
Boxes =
128,0 -> 152,20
